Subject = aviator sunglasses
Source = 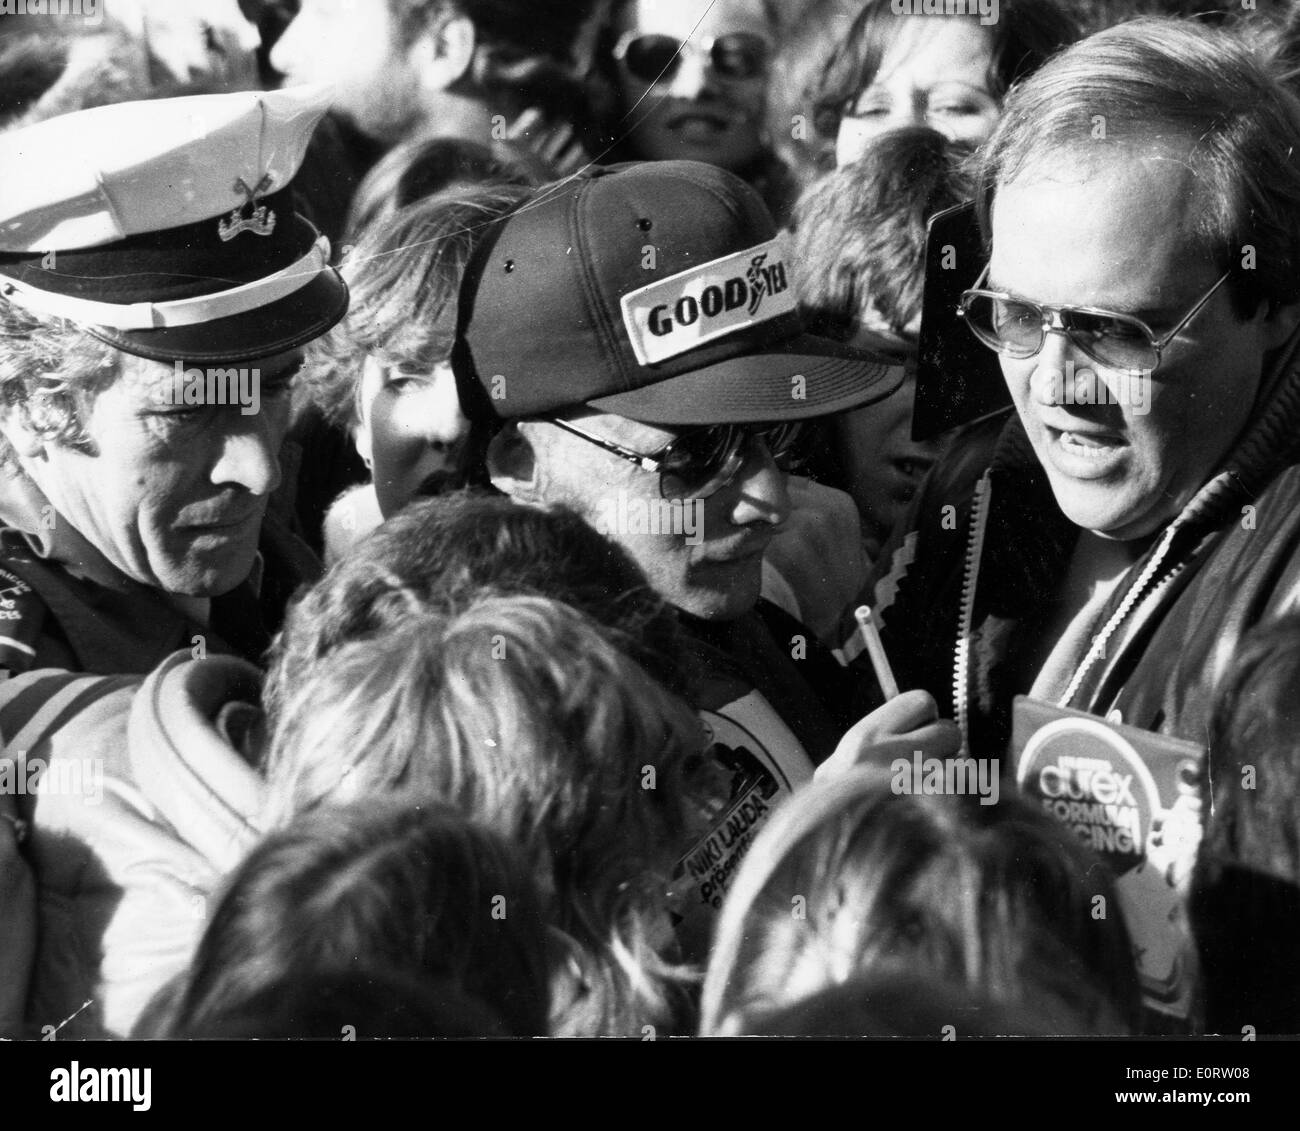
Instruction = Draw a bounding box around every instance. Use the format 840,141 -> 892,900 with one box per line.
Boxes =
958,264 -> 1231,374
612,31 -> 772,84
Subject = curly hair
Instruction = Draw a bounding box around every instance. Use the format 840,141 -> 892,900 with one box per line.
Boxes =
263,595 -> 703,1035
0,299 -> 122,460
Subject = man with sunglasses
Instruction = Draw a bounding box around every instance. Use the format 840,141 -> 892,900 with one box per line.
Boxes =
455,161 -> 957,933
856,21 -> 1300,760
597,1 -> 799,221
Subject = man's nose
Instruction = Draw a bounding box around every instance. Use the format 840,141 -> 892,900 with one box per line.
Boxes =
1029,326 -> 1082,406
666,48 -> 711,99
727,437 -> 790,526
211,412 -> 283,496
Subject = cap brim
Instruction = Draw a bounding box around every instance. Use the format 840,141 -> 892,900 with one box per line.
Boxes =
585,334 -> 906,425
83,268 -> 349,365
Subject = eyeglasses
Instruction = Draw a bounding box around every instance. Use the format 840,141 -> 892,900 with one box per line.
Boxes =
612,31 -> 771,84
957,265 -> 1232,374
549,417 -> 802,501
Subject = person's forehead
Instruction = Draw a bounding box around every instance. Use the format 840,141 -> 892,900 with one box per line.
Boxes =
989,152 -> 1208,310
117,347 -> 305,387
620,0 -> 773,38
875,17 -> 994,89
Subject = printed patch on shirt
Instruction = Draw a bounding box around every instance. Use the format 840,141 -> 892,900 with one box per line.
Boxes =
620,236 -> 796,366
0,566 -> 40,674
667,699 -> 813,959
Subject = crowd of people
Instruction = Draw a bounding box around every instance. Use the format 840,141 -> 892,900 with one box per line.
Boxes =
2,0 -> 1300,1040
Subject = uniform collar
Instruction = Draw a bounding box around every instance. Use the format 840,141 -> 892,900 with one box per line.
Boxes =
0,470 -> 266,672
0,469 -> 133,592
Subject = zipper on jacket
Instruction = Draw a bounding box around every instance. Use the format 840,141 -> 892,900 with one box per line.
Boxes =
1056,514 -> 1182,709
953,472 -> 992,754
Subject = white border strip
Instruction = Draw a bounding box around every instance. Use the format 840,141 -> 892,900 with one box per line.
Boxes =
0,236 -> 330,330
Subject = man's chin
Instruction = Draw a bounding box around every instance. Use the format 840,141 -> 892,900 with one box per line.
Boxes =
1050,482 -> 1163,542
157,547 -> 260,598
674,566 -> 763,622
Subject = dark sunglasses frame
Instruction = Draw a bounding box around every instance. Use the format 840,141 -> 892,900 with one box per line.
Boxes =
549,417 -> 801,500
612,30 -> 772,84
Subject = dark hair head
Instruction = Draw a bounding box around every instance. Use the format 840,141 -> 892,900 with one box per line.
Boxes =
791,125 -> 976,344
265,489 -> 694,713
388,0 -> 596,120
162,968 -> 511,1039
811,0 -> 1080,140
743,968 -> 1097,1037
164,800 -> 552,1037
390,0 -> 596,64
975,17 -> 1300,319
344,136 -> 538,243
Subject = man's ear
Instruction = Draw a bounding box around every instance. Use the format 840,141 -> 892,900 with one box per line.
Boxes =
0,405 -> 47,461
408,12 -> 476,92
487,421 -> 542,502
355,357 -> 385,470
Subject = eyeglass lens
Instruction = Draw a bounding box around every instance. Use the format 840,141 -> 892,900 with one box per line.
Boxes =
962,293 -> 1155,371
659,422 -> 801,499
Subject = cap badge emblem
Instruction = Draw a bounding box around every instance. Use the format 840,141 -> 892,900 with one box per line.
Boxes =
218,174 -> 277,241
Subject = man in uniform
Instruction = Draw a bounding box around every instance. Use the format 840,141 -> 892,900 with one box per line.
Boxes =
0,85 -> 347,1035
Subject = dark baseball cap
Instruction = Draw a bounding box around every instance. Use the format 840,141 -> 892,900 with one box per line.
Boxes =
454,161 -> 904,425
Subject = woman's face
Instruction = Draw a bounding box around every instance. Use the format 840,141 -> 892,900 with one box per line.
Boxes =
835,17 -> 1000,166
613,0 -> 774,172
356,359 -> 470,517
831,368 -> 942,553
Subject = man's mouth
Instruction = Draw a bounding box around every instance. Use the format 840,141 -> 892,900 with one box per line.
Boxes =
664,109 -> 733,136
1049,425 -> 1124,451
699,533 -> 772,565
1042,423 -> 1128,478
178,506 -> 262,532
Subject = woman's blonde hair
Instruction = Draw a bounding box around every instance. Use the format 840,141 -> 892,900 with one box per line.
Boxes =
264,594 -> 703,1035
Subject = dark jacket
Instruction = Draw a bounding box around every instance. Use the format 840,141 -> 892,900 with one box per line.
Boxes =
0,476 -> 319,678
852,332 -> 1300,759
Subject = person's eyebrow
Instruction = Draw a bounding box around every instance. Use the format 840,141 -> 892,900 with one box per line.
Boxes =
925,80 -> 996,94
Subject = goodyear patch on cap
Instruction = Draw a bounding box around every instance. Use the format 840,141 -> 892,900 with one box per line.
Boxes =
620,236 -> 797,367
